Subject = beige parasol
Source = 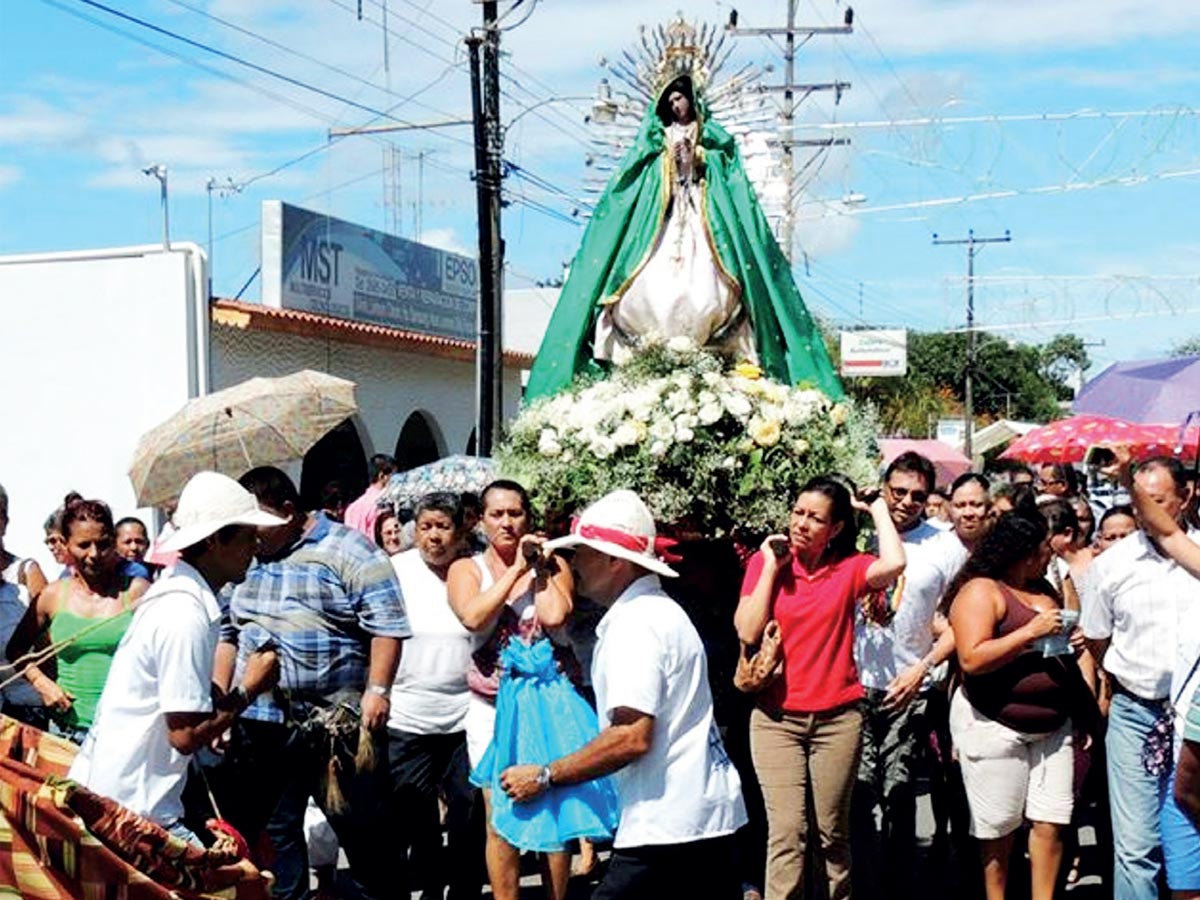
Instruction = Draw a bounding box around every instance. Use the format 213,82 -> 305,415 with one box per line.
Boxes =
129,370 -> 358,507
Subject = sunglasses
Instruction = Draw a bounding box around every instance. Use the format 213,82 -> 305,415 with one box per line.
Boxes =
887,485 -> 929,503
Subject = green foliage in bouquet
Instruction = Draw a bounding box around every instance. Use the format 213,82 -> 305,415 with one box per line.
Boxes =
498,342 -> 880,540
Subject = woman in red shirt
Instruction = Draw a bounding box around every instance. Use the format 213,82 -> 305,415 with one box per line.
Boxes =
736,475 -> 905,900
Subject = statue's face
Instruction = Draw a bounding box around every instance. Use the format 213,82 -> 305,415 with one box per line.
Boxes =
668,90 -> 692,123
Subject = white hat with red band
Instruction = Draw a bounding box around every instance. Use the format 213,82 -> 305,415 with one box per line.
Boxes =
544,489 -> 678,578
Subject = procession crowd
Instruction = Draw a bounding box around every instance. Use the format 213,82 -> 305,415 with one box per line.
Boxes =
0,446 -> 1198,900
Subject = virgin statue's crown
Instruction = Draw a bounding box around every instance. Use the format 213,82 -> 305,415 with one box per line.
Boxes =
649,16 -> 711,98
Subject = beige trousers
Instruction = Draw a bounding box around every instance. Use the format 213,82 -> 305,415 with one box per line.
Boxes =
750,703 -> 864,900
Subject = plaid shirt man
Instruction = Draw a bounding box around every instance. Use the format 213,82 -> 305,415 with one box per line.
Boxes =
221,512 -> 411,724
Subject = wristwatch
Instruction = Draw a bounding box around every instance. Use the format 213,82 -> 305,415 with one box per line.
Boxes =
365,683 -> 390,698
536,765 -> 553,789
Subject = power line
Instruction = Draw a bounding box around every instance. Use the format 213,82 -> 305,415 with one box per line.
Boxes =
41,0 -> 380,133
810,107 -> 1200,133
161,0 -> 467,122
64,0 -> 467,137
386,0 -> 593,143
798,161 -> 1200,219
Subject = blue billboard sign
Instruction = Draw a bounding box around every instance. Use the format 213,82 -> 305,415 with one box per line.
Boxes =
261,200 -> 478,341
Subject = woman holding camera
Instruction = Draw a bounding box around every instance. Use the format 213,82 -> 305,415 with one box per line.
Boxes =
735,475 -> 906,900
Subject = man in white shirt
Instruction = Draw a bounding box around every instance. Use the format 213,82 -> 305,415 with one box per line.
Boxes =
853,453 -> 968,899
1081,457 -> 1195,900
386,492 -> 480,900
499,490 -> 747,899
69,471 -> 283,843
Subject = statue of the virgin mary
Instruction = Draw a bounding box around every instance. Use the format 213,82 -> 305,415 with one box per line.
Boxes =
524,20 -> 843,400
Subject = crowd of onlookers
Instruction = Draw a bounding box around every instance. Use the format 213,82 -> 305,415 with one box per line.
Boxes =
1,446 -> 1198,900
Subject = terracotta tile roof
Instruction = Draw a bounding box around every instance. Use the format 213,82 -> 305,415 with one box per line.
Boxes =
211,298 -> 535,366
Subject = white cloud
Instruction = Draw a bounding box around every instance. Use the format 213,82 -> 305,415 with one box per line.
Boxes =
417,227 -> 472,257
0,165 -> 21,190
853,0 -> 1200,57
0,101 -> 86,144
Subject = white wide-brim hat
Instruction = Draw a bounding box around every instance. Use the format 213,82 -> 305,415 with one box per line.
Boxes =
545,489 -> 678,578
160,471 -> 288,552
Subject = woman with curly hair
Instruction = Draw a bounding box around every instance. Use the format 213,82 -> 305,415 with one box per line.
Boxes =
946,502 -> 1099,900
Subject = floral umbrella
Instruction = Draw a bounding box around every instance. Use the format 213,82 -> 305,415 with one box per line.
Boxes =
129,370 -> 358,507
998,414 -> 1173,464
380,455 -> 496,510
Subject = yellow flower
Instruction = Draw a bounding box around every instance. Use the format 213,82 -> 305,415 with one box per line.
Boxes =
749,416 -> 782,448
734,361 -> 763,380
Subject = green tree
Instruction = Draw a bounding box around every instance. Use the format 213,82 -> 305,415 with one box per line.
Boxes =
1171,336 -> 1200,358
841,329 -> 1089,433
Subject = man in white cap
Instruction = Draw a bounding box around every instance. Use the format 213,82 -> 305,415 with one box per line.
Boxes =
499,489 -> 747,898
68,471 -> 284,843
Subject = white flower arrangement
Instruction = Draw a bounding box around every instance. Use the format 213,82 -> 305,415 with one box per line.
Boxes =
499,344 -> 880,539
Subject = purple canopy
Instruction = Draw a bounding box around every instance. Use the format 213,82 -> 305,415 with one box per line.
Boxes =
1073,356 -> 1200,425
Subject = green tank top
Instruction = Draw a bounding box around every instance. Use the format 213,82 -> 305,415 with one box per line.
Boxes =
48,593 -> 134,729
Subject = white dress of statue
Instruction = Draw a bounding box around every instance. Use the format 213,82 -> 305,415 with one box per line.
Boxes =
593,111 -> 757,365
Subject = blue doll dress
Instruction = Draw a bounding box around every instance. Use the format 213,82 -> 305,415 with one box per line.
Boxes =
470,636 -> 620,852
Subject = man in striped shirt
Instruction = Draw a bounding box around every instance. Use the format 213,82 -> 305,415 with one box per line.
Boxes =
215,466 -> 410,900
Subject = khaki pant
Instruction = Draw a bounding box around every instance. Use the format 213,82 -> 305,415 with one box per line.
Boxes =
751,703 -> 864,900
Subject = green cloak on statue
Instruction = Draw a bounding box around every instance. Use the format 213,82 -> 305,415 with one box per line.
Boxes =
524,74 -> 843,401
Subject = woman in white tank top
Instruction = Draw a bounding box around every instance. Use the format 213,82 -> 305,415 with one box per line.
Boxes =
447,481 -> 578,900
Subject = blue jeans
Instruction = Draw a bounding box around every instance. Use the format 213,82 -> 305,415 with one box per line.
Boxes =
164,819 -> 202,847
1107,688 -> 1169,900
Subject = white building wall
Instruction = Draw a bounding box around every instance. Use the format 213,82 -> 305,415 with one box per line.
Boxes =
209,326 -> 524,461
0,245 -> 206,571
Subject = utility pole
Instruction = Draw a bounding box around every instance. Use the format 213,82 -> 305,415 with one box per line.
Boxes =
932,229 -> 1012,459
726,2 -> 851,261
467,0 -> 504,457
205,176 -> 242,298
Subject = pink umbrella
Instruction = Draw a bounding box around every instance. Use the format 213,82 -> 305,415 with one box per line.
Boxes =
998,414 -> 1173,464
879,439 -> 972,489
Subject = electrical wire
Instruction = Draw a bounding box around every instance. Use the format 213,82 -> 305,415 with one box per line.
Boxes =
161,0 -> 468,121
60,0 -> 474,138
358,0 -> 594,148
41,0 -> 383,133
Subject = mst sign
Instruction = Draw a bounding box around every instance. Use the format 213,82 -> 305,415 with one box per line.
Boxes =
261,200 -> 478,341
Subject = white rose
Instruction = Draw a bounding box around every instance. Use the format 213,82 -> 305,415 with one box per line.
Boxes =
649,439 -> 669,457
589,436 -> 617,459
666,335 -> 698,353
613,422 -> 641,447
675,423 -> 695,443
830,403 -> 849,427
538,433 -> 562,457
764,382 -> 790,404
665,390 -> 693,415
698,402 -> 723,425
649,417 -> 675,442
723,392 -> 753,418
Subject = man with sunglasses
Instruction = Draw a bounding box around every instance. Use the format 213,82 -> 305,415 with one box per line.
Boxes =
852,451 -> 968,899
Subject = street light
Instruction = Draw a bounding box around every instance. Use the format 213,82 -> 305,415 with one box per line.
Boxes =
504,94 -> 597,133
142,164 -> 169,252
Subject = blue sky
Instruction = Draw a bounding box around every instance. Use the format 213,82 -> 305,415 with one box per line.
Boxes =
4,0 -> 1200,375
